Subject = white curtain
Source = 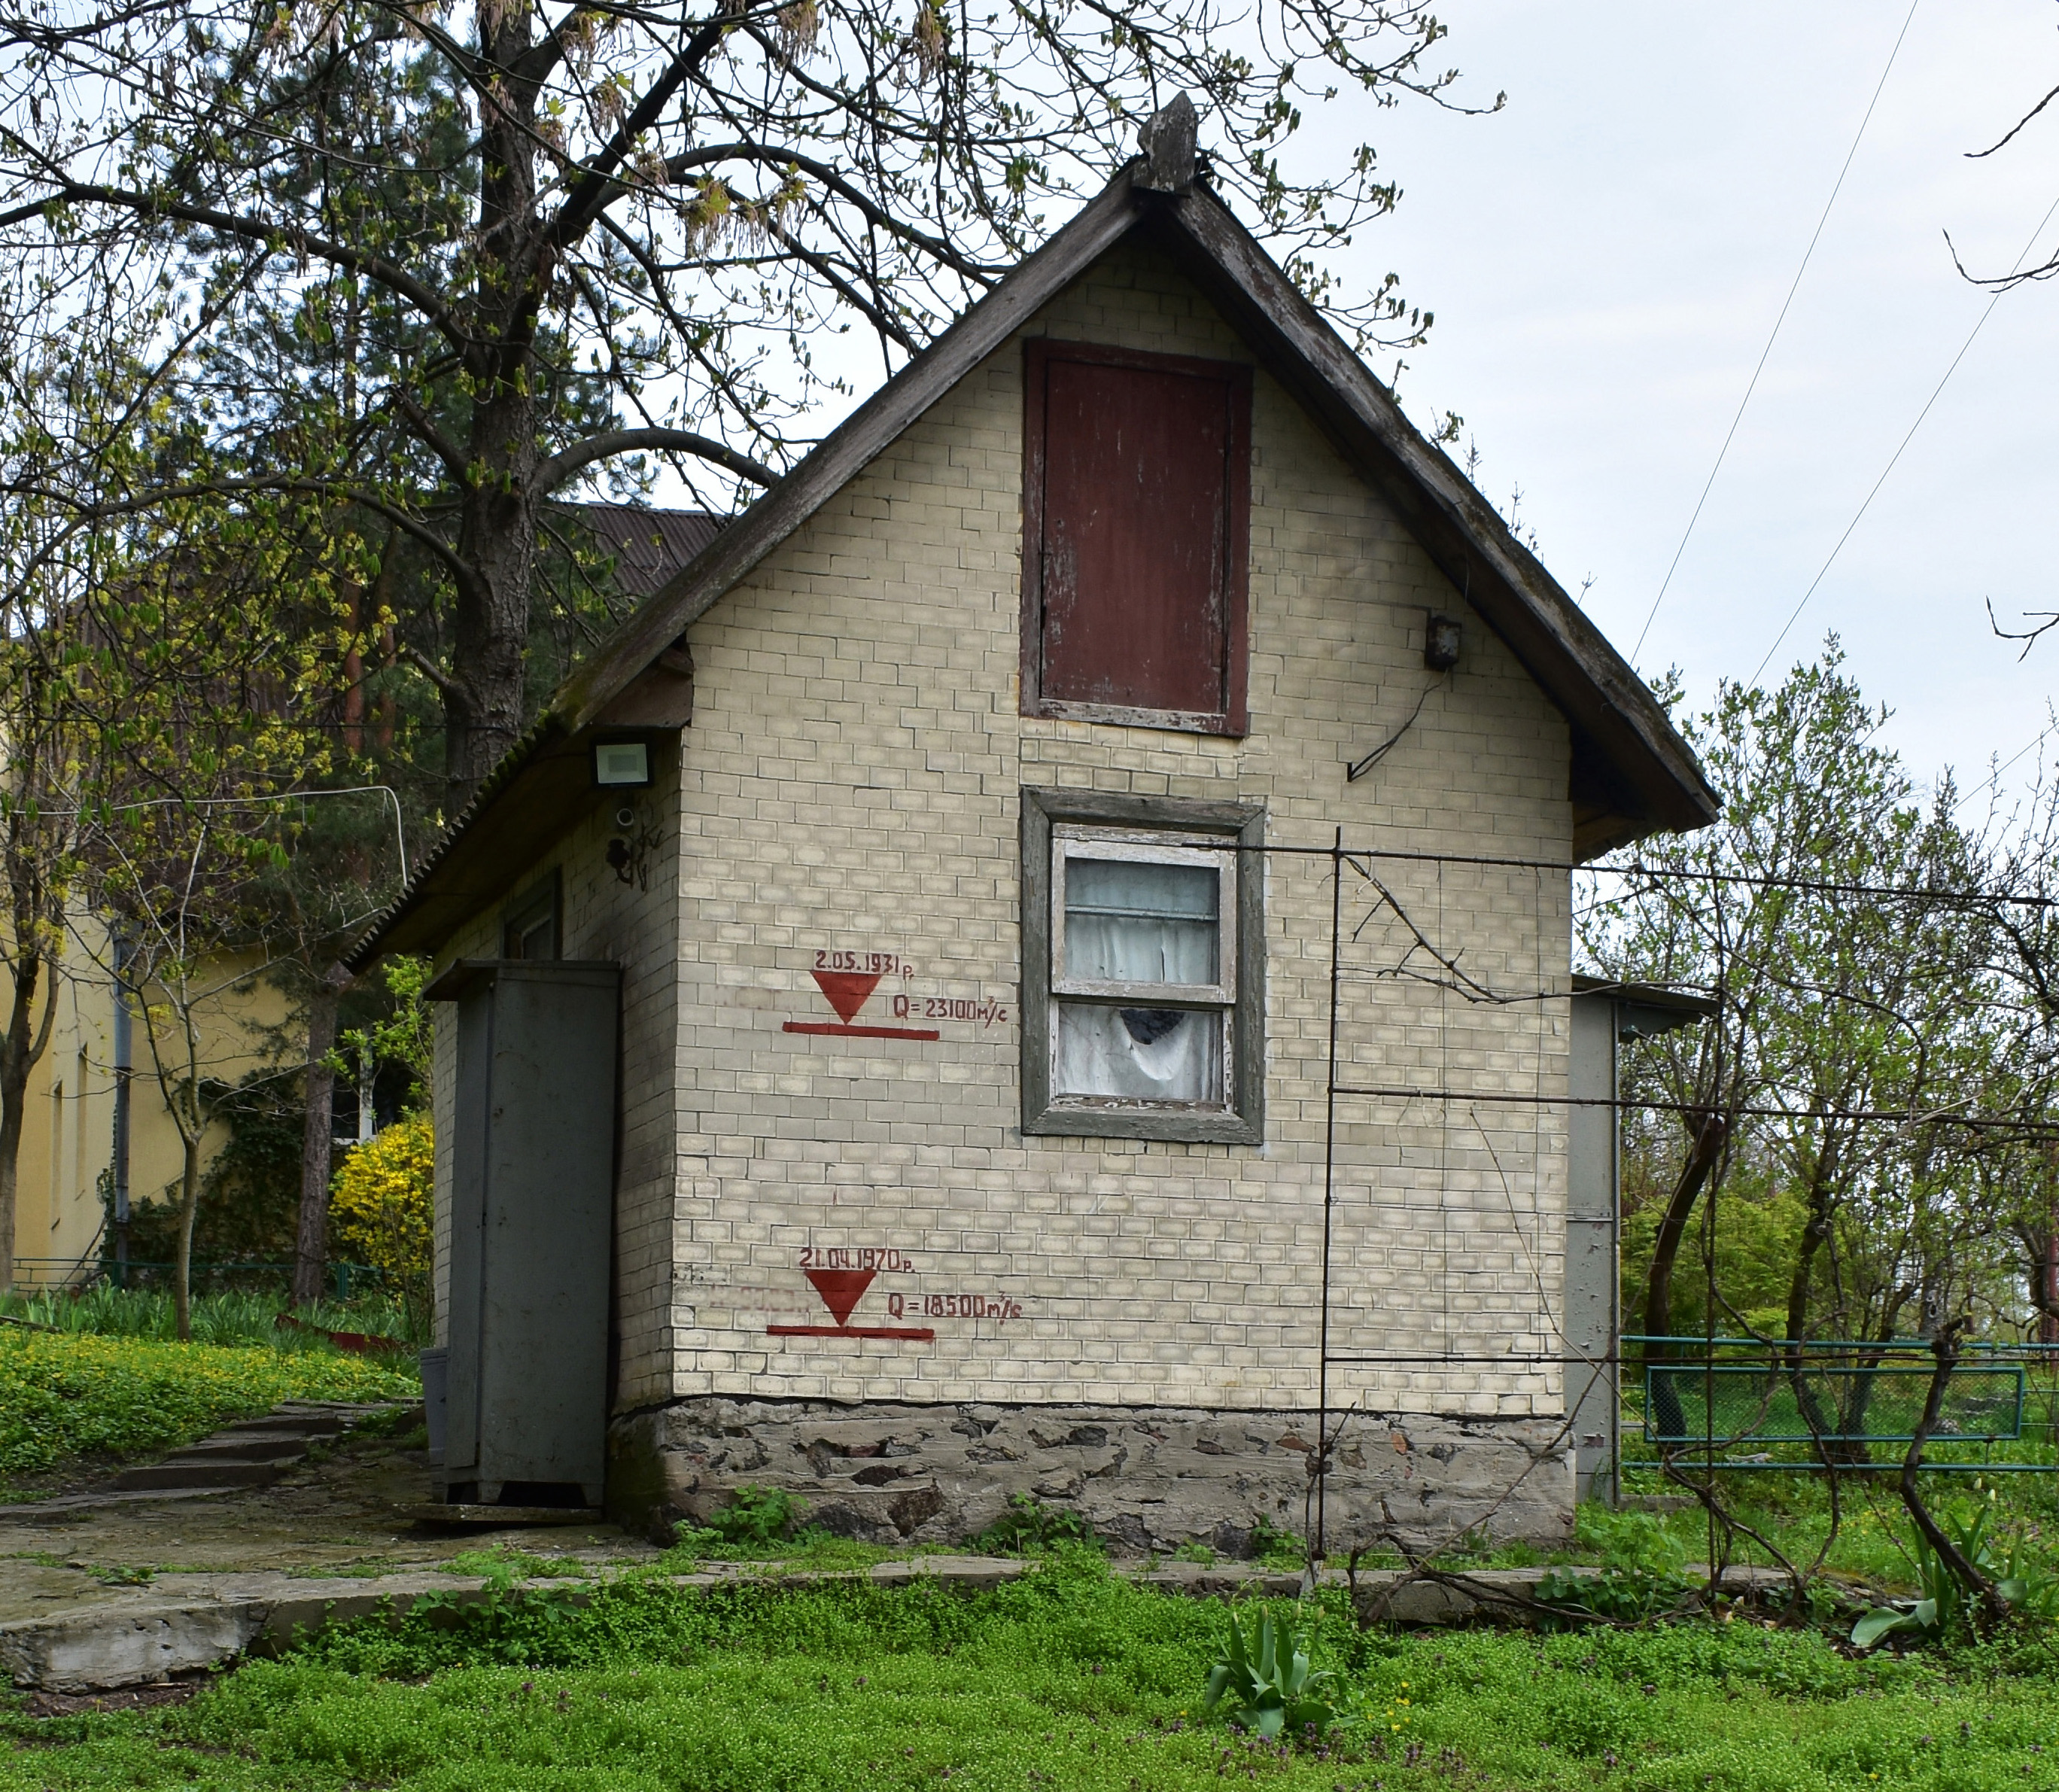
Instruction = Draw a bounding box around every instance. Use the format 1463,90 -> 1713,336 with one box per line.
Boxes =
1054,1002 -> 1223,1103
1062,857 -> 1218,984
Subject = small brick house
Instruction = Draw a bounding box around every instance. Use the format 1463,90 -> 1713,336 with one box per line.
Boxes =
350,105 -> 1716,1552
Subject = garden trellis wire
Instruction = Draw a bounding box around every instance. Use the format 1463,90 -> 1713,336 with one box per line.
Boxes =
1215,835 -> 2059,1557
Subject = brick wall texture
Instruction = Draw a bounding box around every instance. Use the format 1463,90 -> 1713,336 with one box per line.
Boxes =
433,237 -> 1577,1531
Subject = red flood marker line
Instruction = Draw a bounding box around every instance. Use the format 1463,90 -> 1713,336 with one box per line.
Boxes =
783,1021 -> 941,1039
783,966 -> 938,1039
767,1262 -> 935,1340
767,1324 -> 938,1341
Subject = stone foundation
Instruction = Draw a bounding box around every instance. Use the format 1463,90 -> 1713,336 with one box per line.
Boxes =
607,1398 -> 1574,1554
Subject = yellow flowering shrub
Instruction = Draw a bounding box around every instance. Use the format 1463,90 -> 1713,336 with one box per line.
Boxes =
0,1331 -> 415,1478
330,1112 -> 433,1287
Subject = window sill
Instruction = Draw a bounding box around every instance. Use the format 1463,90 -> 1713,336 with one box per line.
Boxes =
1023,1103 -> 1262,1145
1025,697 -> 1247,738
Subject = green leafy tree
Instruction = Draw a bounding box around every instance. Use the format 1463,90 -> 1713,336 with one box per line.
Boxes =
0,0 -> 1483,804
1583,648 -> 2050,1380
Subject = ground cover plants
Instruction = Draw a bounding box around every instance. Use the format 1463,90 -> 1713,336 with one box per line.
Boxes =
2,1285 -> 427,1349
6,1552 -> 2059,1790
0,1327 -> 417,1486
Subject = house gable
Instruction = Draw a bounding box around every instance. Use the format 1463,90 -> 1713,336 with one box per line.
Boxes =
644,233 -> 1574,1438
348,154 -> 1711,971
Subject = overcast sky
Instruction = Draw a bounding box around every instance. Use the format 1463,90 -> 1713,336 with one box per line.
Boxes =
1335,0 -> 2059,808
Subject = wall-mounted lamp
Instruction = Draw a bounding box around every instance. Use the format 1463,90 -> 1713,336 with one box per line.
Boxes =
593,739 -> 651,788
1424,613 -> 1462,672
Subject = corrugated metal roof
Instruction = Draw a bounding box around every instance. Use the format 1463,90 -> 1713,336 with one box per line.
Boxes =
556,504 -> 728,600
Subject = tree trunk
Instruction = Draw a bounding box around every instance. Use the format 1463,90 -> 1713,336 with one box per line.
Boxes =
442,0 -> 546,805
1638,1109 -> 1729,1342
1781,1152 -> 1856,1462
173,1130 -> 200,1343
293,970 -> 346,1308
1899,1320 -> 2012,1627
0,950 -> 53,1295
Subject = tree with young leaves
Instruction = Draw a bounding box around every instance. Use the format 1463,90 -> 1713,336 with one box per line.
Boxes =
0,0 -> 1483,805
0,464 -> 96,1295
0,266 -> 147,1291
1583,650 -> 2056,1366
67,489 -> 366,1338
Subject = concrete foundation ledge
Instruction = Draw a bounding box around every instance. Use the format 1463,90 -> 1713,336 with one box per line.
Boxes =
0,1558 -> 1795,1693
607,1397 -> 1576,1553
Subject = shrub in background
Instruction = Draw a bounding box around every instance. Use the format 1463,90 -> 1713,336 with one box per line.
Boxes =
329,1112 -> 433,1304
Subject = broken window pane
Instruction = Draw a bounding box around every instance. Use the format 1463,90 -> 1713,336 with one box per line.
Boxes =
1053,1001 -> 1224,1104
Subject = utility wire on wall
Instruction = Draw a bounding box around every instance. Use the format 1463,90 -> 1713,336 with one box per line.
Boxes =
1632,0 -> 1922,662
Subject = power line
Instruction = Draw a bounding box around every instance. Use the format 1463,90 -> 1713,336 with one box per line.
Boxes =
1260,839 -> 2059,910
1750,187 -> 2059,686
1952,713 -> 2059,815
1632,0 -> 1921,663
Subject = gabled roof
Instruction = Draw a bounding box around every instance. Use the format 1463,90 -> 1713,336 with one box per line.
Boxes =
348,138 -> 1716,970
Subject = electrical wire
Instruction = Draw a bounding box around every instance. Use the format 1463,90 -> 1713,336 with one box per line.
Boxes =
1632,0 -> 1921,662
1951,713 -> 2059,815
1245,838 -> 2059,910
1750,187 -> 2059,686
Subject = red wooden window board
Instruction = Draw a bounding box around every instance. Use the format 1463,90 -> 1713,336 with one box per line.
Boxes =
1021,339 -> 1252,735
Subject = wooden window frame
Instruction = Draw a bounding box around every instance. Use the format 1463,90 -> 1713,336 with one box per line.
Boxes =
1021,787 -> 1264,1144
1020,339 -> 1253,737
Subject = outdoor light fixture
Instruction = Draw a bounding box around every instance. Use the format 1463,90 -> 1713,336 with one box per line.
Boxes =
592,740 -> 651,788
1424,613 -> 1461,672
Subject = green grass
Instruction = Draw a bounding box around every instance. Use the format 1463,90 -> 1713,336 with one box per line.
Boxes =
1614,1469 -> 2059,1594
5,1555 -> 2059,1789
0,1328 -> 418,1485
2,1284 -> 427,1351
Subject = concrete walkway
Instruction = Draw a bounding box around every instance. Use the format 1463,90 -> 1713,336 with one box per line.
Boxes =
0,1407 -> 1797,1693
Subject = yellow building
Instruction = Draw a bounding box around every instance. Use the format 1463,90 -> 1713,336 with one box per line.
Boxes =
10,912 -> 294,1288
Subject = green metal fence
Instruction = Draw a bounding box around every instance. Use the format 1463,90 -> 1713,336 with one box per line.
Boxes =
1641,1359 -> 2025,1447
1612,1335 -> 2059,1474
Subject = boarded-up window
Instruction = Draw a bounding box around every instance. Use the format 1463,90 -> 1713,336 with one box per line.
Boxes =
1021,340 -> 1251,735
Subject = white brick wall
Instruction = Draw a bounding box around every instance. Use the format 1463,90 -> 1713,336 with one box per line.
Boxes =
652,239 -> 1573,1423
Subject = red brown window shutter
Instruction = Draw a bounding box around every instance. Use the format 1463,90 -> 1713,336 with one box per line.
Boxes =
1022,340 -> 1252,735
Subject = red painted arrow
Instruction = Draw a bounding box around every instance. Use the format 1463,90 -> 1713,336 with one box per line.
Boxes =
810,969 -> 882,1024
803,1267 -> 877,1327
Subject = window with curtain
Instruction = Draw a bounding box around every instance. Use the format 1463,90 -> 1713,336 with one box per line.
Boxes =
1020,788 -> 1264,1144
1051,841 -> 1233,1106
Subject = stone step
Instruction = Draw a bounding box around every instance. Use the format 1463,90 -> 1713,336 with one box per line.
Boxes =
215,1414 -> 348,1438
157,1437 -> 312,1463
108,1462 -> 286,1492
96,1401 -> 404,1498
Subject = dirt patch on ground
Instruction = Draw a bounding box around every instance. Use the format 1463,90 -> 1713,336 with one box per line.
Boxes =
17,1679 -> 205,1717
